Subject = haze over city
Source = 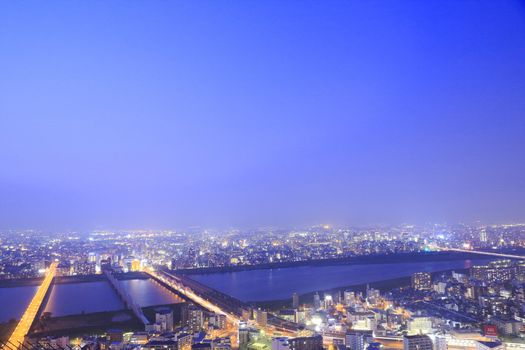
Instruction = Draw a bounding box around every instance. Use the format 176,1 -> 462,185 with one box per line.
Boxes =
3,2 -> 525,350
1,1 -> 524,230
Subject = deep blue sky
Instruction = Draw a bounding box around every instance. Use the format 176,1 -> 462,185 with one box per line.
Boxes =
1,1 -> 524,229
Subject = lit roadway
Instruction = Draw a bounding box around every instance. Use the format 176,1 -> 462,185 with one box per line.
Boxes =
145,267 -> 243,345
4,262 -> 58,349
431,245 -> 525,260
144,268 -> 296,339
145,267 -> 240,322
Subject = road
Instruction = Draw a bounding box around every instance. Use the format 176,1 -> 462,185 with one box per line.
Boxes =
165,270 -> 300,335
145,267 -> 243,345
145,267 -> 241,323
4,262 -> 58,349
144,267 -> 297,342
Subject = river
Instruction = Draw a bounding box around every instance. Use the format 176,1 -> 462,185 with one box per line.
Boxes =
0,285 -> 39,323
0,277 -> 181,322
0,258 -> 493,321
189,258 -> 492,301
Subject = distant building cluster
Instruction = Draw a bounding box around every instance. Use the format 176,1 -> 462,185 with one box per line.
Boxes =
1,224 -> 524,279
1,224 -> 525,350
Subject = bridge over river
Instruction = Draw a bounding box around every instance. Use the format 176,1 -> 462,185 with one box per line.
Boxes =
145,267 -> 301,336
431,245 -> 525,260
2,262 -> 58,350
1,264 -> 301,349
104,270 -> 150,325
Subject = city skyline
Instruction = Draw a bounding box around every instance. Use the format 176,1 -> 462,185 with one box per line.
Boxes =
1,1 -> 524,229
2,2 -> 525,350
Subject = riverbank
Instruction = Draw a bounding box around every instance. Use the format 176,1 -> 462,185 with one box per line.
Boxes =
188,257 -> 491,304
251,268 -> 469,310
176,251 -> 483,275
27,303 -> 186,338
0,272 -> 150,288
28,309 -> 140,337
0,277 -> 43,288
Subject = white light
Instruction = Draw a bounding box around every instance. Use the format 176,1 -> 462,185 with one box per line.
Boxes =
311,316 -> 322,326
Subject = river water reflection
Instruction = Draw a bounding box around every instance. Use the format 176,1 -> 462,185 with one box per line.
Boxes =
0,278 -> 182,321
190,259 -> 492,301
120,278 -> 181,307
0,285 -> 39,323
44,281 -> 124,317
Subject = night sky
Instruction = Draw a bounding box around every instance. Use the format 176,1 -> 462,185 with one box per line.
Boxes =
1,1 -> 524,229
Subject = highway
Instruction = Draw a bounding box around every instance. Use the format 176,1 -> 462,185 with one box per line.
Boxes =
4,262 -> 58,350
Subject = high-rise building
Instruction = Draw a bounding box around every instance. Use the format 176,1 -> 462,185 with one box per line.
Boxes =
209,313 -> 227,330
412,272 -> 432,291
470,260 -> 514,284
238,323 -> 251,349
88,252 -> 98,263
313,293 -> 321,310
346,331 -> 373,350
292,292 -> 299,309
516,261 -> 525,282
155,307 -> 174,332
333,290 -> 342,304
323,294 -> 333,309
238,323 -> 260,350
434,336 -> 447,350
241,308 -> 252,321
344,290 -> 355,305
480,228 -> 488,243
403,335 -> 433,350
131,259 -> 141,272
188,304 -> 204,332
254,309 -> 268,327
366,287 -> 380,300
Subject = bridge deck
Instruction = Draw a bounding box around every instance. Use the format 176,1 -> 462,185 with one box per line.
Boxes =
432,246 -> 525,260
4,262 -> 57,349
104,271 -> 149,325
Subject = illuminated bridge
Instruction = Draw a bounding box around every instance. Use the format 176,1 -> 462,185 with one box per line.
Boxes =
431,245 -> 525,260
104,270 -> 150,325
145,267 -> 300,336
145,267 -> 242,323
3,262 -> 58,350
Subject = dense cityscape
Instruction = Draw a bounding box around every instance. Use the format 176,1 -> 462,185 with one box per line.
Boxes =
2,1 -> 524,350
1,224 -> 525,350
1,224 -> 524,279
